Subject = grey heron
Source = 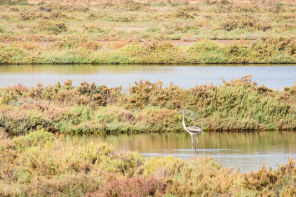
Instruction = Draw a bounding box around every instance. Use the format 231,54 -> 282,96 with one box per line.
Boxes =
180,110 -> 203,150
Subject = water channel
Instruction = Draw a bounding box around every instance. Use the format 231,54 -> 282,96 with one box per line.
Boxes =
0,64 -> 296,89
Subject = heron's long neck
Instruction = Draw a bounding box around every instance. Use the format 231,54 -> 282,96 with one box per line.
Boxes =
182,111 -> 187,129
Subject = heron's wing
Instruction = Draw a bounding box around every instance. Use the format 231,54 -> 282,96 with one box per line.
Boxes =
186,126 -> 203,133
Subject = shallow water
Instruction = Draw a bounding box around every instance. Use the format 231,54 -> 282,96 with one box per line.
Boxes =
71,131 -> 296,173
0,64 -> 296,89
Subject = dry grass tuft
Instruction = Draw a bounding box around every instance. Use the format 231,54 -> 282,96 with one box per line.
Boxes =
108,41 -> 128,50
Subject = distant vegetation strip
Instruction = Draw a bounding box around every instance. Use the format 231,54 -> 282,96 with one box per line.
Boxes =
1,1 -> 296,42
0,38 -> 296,64
0,130 -> 295,196
1,1 -> 296,63
1,76 -> 296,135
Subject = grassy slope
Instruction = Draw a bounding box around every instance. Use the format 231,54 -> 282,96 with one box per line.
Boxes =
0,130 -> 295,196
1,76 -> 296,135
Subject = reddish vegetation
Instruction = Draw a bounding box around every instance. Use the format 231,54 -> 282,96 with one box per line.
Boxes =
86,177 -> 166,197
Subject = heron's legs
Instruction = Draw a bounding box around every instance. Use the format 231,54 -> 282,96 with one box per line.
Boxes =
191,134 -> 194,149
195,135 -> 199,149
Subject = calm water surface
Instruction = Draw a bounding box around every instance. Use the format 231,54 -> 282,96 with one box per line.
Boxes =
0,64 -> 296,89
72,131 -> 296,173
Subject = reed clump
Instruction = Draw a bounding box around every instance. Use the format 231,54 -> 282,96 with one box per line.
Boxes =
1,76 -> 296,135
0,130 -> 295,196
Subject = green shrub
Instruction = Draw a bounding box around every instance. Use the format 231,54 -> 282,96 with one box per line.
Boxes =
0,0 -> 28,5
12,130 -> 54,149
37,20 -> 68,33
188,40 -> 222,53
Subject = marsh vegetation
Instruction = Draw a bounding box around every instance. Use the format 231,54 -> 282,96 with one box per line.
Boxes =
0,130 -> 296,196
1,76 -> 296,135
1,0 -> 296,41
0,1 -> 296,64
1,1 -> 296,196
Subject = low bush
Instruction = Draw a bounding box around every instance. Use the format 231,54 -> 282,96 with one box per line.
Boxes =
220,15 -> 271,32
0,0 -> 28,5
36,20 -> 68,33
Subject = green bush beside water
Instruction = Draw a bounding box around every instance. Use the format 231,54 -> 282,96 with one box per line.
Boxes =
0,130 -> 295,196
1,76 -> 296,135
0,38 -> 296,64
